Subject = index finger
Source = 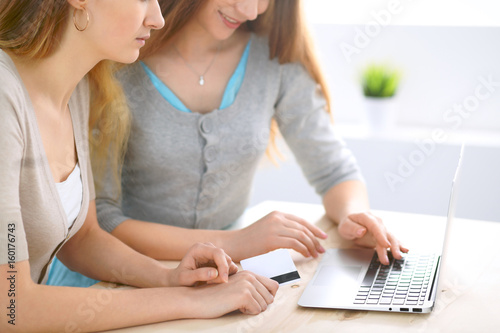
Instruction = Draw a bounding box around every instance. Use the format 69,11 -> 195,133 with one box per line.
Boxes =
349,213 -> 391,249
253,273 -> 279,297
197,243 -> 231,283
282,213 -> 328,239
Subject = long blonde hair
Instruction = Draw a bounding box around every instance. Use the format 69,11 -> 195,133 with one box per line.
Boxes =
141,0 -> 332,160
0,0 -> 130,191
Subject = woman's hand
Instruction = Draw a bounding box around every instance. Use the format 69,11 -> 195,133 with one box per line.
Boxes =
188,270 -> 279,318
229,211 -> 328,261
338,212 -> 409,265
168,242 -> 238,287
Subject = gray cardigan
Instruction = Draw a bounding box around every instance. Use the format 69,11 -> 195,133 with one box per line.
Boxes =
0,51 -> 95,284
96,34 -> 363,232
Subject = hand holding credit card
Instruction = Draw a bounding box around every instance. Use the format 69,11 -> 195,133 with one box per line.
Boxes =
240,249 -> 301,285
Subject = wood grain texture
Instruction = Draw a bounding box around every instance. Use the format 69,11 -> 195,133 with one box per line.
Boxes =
95,201 -> 500,333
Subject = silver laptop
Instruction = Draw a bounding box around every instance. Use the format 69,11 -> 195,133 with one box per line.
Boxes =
298,145 -> 465,314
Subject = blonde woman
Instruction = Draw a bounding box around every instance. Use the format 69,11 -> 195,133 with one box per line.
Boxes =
0,0 -> 278,331
82,0 -> 409,277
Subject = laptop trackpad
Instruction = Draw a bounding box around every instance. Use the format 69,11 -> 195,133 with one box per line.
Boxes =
313,265 -> 362,291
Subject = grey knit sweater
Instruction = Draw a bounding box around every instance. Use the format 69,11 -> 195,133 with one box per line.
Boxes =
96,34 -> 363,232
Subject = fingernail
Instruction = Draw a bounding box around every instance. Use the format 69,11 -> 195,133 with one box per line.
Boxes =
223,273 -> 229,282
356,228 -> 365,236
318,245 -> 325,253
321,231 -> 328,238
209,269 -> 218,278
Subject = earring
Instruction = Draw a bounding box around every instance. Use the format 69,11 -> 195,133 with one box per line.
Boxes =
73,7 -> 89,32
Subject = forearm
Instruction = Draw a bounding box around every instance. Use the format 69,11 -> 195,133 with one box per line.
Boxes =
58,226 -> 171,288
322,180 -> 370,224
6,277 -> 194,332
112,219 -> 238,261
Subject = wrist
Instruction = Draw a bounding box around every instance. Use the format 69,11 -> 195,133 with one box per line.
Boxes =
151,265 -> 174,288
322,180 -> 370,224
222,229 -> 246,262
325,203 -> 368,225
215,229 -> 240,260
162,286 -> 200,320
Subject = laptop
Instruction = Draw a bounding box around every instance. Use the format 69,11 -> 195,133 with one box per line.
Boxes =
298,145 -> 465,314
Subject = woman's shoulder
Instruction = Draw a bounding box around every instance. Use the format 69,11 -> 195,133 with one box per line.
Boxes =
245,32 -> 283,77
116,61 -> 145,85
0,50 -> 17,73
246,33 -> 310,82
247,33 -> 302,72
0,51 -> 31,123
70,75 -> 90,123
248,32 -> 271,58
0,51 -> 25,99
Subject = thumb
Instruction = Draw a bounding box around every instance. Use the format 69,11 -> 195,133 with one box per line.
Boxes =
338,217 -> 366,240
181,267 -> 219,286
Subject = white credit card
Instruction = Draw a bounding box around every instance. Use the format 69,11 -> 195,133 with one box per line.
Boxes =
240,249 -> 301,285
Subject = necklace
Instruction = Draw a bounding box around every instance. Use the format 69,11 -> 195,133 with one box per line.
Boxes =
174,44 -> 221,86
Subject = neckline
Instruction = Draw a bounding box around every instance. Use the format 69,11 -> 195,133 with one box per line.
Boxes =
0,50 -> 84,238
55,162 -> 80,185
140,35 -> 253,114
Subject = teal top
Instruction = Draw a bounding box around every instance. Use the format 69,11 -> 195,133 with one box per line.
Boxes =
140,40 -> 252,112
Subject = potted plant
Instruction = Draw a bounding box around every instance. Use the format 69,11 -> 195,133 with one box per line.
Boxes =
361,63 -> 401,134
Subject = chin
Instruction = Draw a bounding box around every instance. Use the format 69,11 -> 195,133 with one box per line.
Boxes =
214,30 -> 236,42
110,52 -> 140,64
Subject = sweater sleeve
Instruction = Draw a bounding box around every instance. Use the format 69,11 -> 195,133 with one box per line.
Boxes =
95,158 -> 132,233
75,76 -> 96,202
274,62 -> 364,197
0,73 -> 29,265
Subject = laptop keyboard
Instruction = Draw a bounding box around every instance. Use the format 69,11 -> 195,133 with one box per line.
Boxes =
354,252 -> 436,306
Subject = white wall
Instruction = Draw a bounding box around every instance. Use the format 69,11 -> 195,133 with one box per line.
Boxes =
303,0 -> 500,28
250,139 -> 500,222
249,21 -> 500,222
310,24 -> 500,132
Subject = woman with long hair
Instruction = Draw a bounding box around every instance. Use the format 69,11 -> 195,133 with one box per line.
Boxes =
45,0 -> 410,288
89,0 -> 409,270
0,0 -> 278,331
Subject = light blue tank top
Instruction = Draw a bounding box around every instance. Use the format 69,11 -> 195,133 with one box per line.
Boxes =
140,40 -> 251,112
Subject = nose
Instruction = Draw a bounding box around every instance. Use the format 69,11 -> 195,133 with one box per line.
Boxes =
145,0 -> 165,30
235,0 -> 261,21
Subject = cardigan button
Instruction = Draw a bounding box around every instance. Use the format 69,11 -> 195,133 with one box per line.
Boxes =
197,195 -> 211,210
204,146 -> 217,162
200,118 -> 213,134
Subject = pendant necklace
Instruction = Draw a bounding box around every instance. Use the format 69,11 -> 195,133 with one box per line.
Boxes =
174,44 -> 221,86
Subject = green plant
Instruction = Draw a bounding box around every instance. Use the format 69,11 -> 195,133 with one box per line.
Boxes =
361,63 -> 400,98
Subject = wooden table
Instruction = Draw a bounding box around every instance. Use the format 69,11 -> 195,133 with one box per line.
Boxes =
96,201 -> 500,332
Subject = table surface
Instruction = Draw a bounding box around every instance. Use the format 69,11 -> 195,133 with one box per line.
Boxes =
96,201 -> 500,333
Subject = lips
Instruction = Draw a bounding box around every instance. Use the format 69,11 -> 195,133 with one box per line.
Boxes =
136,35 -> 150,46
219,11 -> 242,29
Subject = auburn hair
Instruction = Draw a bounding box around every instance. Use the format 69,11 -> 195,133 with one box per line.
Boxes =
141,0 -> 332,160
0,0 -> 130,192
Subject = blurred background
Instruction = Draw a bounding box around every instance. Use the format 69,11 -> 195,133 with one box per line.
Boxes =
249,0 -> 500,222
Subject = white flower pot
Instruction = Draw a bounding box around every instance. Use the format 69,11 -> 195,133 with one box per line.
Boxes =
363,97 -> 397,134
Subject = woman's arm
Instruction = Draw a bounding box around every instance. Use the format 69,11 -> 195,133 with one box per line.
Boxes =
57,201 -> 238,287
97,168 -> 326,263
322,180 -> 408,265
0,261 -> 278,332
273,62 -> 408,265
112,210 -> 327,263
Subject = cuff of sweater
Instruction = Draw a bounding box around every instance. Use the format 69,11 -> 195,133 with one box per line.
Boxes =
317,173 -> 365,197
97,212 -> 131,233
